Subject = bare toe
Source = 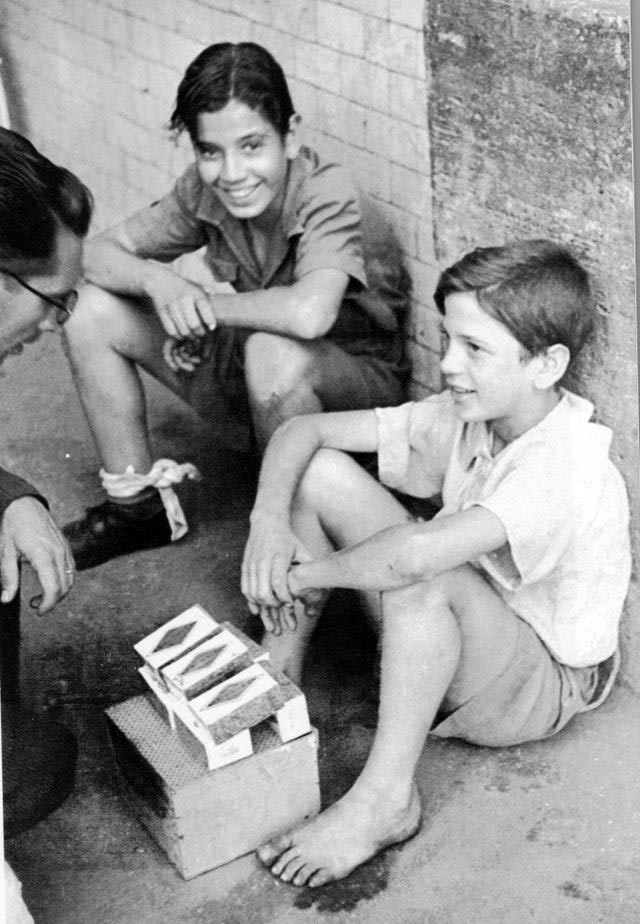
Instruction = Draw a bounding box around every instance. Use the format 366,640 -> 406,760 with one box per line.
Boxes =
278,855 -> 307,883
292,864 -> 314,887
257,835 -> 293,867
271,847 -> 302,878
309,867 -> 333,888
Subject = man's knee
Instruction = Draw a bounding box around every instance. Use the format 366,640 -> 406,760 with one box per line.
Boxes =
244,332 -> 315,404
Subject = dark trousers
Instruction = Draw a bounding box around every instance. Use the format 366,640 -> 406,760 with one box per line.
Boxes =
0,585 -> 21,703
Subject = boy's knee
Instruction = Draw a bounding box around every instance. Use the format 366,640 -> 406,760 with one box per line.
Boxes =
384,569 -> 464,618
65,284 -> 126,343
297,448 -> 350,506
244,332 -> 314,403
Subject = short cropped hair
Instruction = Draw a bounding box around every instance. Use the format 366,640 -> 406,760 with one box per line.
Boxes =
170,42 -> 295,141
0,128 -> 93,272
434,240 -> 595,360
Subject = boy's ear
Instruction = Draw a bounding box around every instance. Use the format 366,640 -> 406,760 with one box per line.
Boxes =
284,113 -> 302,160
530,343 -> 571,389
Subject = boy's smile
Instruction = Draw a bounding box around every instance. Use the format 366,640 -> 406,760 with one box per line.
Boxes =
194,101 -> 299,228
440,291 -> 561,445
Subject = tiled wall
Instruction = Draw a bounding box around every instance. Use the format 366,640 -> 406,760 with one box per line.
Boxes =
0,0 -> 441,394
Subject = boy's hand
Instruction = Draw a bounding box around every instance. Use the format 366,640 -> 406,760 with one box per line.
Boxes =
241,518 -> 314,623
288,564 -> 326,619
163,335 -> 212,373
146,275 -> 217,340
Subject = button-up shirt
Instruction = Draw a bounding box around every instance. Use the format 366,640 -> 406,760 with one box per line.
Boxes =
117,147 -> 406,358
375,390 -> 631,667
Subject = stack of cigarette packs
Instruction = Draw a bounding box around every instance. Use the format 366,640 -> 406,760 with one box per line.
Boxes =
134,605 -> 311,771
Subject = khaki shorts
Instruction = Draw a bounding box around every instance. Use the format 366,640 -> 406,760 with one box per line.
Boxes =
430,615 -> 619,748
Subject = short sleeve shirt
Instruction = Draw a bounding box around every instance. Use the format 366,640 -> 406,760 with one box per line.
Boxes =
376,390 -> 631,667
114,147 -> 366,297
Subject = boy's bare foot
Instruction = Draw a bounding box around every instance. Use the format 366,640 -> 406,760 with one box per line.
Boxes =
261,603 -> 317,686
257,782 -> 422,887
262,628 -> 305,686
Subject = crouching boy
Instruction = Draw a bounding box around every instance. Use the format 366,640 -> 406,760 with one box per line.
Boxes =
241,239 -> 631,888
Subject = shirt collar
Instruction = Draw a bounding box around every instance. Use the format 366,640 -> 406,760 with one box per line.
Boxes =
460,389 -> 595,470
194,153 -> 307,238
193,155 -> 308,284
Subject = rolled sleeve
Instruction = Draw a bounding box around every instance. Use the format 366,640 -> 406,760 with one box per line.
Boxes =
376,393 -> 457,498
115,165 -> 207,262
0,468 -> 47,517
293,162 -> 366,287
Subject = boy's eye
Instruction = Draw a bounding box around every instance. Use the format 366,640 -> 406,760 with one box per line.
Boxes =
242,137 -> 263,153
197,146 -> 222,161
466,341 -> 481,353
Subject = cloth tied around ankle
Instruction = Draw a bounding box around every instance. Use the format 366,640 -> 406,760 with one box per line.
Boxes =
99,459 -> 201,541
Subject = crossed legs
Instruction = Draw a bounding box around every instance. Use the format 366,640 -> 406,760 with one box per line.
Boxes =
259,449 -> 520,886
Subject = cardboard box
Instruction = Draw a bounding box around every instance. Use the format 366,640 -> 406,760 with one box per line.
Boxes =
106,695 -> 320,879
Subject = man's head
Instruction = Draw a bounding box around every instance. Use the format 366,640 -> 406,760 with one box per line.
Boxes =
0,128 -> 93,363
434,239 -> 595,364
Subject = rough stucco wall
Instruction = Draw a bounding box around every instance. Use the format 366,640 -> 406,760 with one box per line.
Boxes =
426,0 -> 639,689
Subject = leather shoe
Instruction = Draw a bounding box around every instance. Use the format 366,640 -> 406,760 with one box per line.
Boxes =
63,499 -> 172,570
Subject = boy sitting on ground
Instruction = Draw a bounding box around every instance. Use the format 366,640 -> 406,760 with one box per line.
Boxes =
241,239 -> 631,888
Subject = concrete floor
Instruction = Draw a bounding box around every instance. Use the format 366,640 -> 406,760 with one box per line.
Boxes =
2,333 -> 640,924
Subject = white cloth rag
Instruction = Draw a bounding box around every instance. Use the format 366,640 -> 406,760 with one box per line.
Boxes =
100,459 -> 201,541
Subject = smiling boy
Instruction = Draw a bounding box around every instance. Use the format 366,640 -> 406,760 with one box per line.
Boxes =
241,239 -> 631,887
61,43 -> 409,570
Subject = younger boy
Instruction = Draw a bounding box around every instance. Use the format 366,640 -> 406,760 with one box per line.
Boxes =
241,239 -> 631,888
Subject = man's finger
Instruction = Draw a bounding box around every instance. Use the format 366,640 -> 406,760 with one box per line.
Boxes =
0,544 -> 19,604
23,545 -> 64,614
33,568 -> 61,615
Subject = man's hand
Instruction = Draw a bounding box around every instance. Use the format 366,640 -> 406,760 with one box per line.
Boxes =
146,274 -> 217,340
241,517 -> 315,634
0,497 -> 75,615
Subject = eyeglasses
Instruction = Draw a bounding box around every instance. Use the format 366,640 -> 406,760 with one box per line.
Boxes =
3,270 -> 78,323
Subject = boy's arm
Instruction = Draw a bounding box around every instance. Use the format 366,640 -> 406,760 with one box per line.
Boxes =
87,228 -> 349,342
288,505 -> 507,597
241,409 -> 379,620
83,230 -> 219,339
204,268 -> 348,340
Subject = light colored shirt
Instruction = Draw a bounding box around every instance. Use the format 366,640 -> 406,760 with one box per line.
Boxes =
376,390 -> 631,667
